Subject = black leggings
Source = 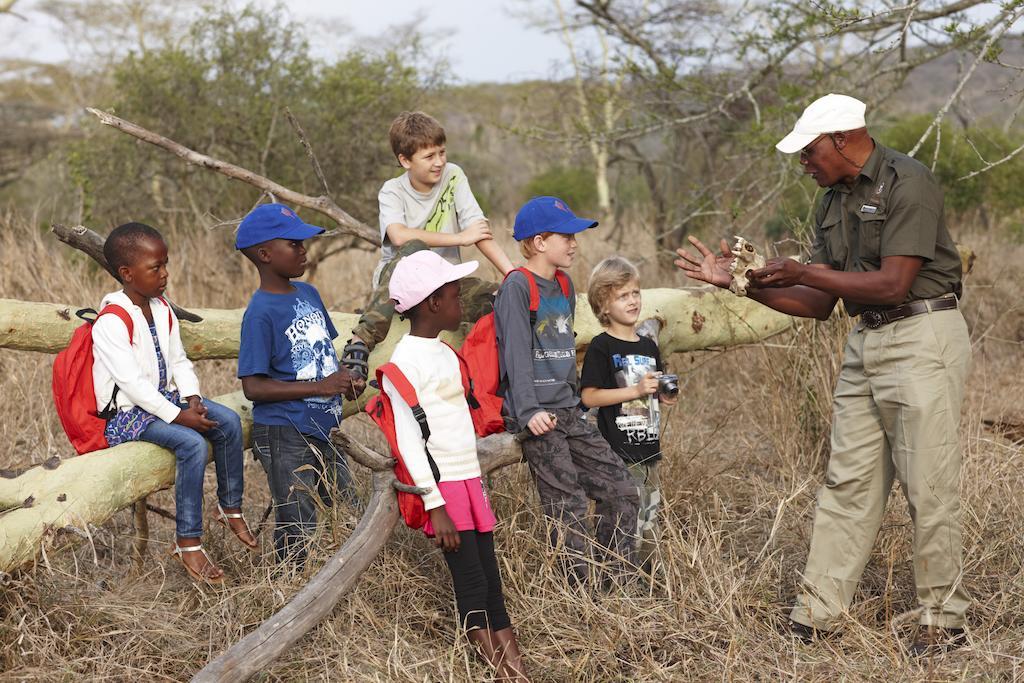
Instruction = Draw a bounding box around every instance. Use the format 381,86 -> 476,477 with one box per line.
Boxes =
442,531 -> 511,632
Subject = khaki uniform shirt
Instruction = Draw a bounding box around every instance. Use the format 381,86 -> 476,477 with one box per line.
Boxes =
808,142 -> 962,316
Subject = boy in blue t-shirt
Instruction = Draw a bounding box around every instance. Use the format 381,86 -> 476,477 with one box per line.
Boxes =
236,203 -> 363,564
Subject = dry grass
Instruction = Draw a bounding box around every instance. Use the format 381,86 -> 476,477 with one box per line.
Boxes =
0,210 -> 1022,681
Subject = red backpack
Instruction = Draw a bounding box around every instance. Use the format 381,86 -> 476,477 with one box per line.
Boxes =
459,267 -> 571,436
52,300 -> 173,455
365,344 -> 485,529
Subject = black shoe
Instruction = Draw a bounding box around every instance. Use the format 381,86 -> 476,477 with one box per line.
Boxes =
787,619 -> 828,643
910,626 -> 966,657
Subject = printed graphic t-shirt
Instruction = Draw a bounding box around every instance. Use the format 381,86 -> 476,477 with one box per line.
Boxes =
238,281 -> 343,438
375,162 -> 485,286
580,332 -> 663,464
494,270 -> 579,428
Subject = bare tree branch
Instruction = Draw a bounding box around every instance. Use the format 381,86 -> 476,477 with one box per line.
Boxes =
958,138 -> 1024,181
86,108 -> 379,247
908,4 -> 1024,158
192,432 -> 523,683
284,107 -> 332,199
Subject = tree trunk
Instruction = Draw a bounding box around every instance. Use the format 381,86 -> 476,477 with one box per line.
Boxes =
0,287 -> 794,360
0,392 -> 253,572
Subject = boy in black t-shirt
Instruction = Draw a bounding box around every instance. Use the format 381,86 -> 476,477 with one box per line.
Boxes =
580,257 -> 677,570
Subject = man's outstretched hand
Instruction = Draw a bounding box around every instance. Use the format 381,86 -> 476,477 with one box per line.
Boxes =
674,236 -> 734,289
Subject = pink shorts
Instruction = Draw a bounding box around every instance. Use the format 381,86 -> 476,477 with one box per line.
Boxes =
423,477 -> 497,536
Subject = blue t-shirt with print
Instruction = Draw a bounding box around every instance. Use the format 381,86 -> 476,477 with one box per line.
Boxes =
238,281 -> 343,437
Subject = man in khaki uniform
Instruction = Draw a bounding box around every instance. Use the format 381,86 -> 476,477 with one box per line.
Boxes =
676,94 -> 971,654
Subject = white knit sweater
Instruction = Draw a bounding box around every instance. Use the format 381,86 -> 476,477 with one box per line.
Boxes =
382,334 -> 480,509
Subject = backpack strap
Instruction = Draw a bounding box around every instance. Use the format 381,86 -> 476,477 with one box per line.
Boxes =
510,266 -> 571,327
156,296 -> 174,330
93,304 -> 135,420
96,304 -> 135,342
553,269 -> 571,298
377,363 -> 441,482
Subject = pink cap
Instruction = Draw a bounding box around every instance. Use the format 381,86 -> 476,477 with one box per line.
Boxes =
389,250 -> 479,313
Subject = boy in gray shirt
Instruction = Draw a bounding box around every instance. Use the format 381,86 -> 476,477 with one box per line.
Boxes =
494,196 -> 638,586
342,112 -> 513,381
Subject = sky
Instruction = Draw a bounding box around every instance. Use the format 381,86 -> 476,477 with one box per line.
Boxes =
0,0 -> 578,84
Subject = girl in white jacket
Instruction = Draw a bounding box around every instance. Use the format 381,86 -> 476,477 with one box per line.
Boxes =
93,223 -> 256,584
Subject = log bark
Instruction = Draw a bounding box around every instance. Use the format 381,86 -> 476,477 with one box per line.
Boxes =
0,392 -> 253,571
86,108 -> 379,247
0,285 -> 794,360
191,432 -> 520,683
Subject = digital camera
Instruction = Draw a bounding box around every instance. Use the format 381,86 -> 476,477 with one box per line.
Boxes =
658,373 -> 680,397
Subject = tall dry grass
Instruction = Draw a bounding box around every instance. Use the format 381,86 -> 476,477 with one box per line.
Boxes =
0,210 -> 1022,681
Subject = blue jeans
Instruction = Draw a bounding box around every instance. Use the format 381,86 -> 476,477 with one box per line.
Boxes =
140,399 -> 244,538
251,424 -> 355,564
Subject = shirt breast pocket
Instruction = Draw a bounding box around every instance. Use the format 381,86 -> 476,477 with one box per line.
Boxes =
856,206 -> 886,259
817,218 -> 845,269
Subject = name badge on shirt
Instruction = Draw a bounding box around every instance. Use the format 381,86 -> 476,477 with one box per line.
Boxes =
860,204 -> 878,214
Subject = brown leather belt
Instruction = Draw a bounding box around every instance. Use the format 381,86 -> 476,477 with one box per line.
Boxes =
860,295 -> 958,329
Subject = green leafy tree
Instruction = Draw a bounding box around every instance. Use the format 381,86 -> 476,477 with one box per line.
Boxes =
70,3 -> 442,228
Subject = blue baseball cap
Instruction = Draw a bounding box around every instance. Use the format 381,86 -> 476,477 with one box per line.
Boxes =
234,203 -> 325,250
512,196 -> 598,241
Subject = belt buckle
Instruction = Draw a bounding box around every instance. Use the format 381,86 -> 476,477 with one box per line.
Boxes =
862,310 -> 884,329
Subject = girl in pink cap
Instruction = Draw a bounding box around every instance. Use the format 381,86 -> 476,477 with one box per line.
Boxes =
382,250 -> 528,681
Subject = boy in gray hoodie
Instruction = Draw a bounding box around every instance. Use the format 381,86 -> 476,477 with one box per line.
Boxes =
494,196 -> 638,585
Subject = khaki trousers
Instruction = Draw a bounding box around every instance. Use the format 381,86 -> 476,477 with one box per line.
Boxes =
791,308 -> 972,630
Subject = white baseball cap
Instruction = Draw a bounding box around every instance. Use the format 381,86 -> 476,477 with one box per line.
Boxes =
389,250 -> 478,313
776,94 -> 867,154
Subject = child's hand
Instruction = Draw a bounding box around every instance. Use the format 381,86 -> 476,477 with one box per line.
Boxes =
660,394 -> 678,407
319,368 -> 366,400
174,406 -> 218,432
459,219 -> 493,246
635,372 -> 660,399
185,395 -> 208,417
527,410 -> 557,436
429,507 -> 461,552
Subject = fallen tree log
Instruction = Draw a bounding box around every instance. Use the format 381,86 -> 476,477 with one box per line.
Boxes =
0,392 -> 253,571
0,289 -> 793,573
0,285 -> 793,360
191,431 -> 521,683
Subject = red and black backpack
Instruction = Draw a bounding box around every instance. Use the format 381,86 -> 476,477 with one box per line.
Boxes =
364,343 -> 487,529
52,299 -> 173,455
458,267 -> 570,436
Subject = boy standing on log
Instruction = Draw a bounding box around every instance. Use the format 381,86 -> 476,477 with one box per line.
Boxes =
340,111 -> 514,382
236,203 -> 363,565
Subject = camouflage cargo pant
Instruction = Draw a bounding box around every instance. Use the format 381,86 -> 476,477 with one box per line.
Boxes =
519,406 -> 640,584
626,461 -> 662,572
352,239 -> 498,351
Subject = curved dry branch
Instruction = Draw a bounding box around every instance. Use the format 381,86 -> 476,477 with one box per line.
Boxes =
51,223 -> 202,323
193,431 -> 523,682
191,465 -> 400,683
85,108 -> 379,247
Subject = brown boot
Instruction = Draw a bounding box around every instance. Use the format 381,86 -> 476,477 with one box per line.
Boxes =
492,627 -> 529,682
467,628 -> 500,669
910,626 -> 966,657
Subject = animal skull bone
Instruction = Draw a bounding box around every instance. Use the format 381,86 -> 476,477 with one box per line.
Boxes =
728,236 -> 765,297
